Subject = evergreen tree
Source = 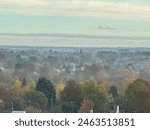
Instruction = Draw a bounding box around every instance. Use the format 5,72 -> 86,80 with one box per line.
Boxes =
22,77 -> 27,87
36,78 -> 56,107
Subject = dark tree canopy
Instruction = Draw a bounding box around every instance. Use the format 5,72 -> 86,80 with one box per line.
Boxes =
125,79 -> 150,112
108,86 -> 118,99
22,77 -> 27,87
61,80 -> 83,112
36,78 -> 56,107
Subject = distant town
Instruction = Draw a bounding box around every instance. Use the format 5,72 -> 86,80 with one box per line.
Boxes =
0,46 -> 150,113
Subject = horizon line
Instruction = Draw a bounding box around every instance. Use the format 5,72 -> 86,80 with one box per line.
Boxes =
0,33 -> 150,40
0,45 -> 150,49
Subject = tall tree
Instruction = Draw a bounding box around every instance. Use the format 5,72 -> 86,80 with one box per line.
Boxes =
36,78 -> 56,107
60,80 -> 83,112
108,86 -> 118,99
22,77 -> 27,87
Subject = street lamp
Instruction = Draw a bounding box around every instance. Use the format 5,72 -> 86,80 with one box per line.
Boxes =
51,93 -> 54,110
70,101 -> 73,113
51,99 -> 53,110
105,103 -> 107,113
29,100 -> 32,107
11,102 -> 14,112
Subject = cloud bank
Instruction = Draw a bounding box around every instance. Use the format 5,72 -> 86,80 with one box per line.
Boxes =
0,0 -> 150,20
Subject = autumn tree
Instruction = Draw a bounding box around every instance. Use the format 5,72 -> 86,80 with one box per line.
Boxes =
11,97 -> 26,111
60,80 -> 83,112
25,106 -> 41,113
10,77 -> 22,96
0,82 -> 6,96
3,90 -> 26,112
28,77 -> 36,90
80,100 -> 94,113
55,81 -> 65,100
36,78 -> 56,107
0,99 -> 4,112
81,80 -> 108,112
125,79 -> 150,112
139,66 -> 150,82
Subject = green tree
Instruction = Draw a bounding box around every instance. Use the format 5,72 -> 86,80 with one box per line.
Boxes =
36,78 -> 56,107
108,86 -> 118,99
23,90 -> 48,111
115,96 -> 128,113
22,77 -> 27,87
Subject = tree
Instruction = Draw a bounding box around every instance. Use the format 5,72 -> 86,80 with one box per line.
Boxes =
22,77 -> 27,87
23,90 -> 48,111
10,77 -> 22,96
51,105 -> 63,113
0,99 -> 4,112
3,92 -> 26,112
139,66 -> 150,82
125,79 -> 150,112
36,78 -> 56,107
39,64 -> 53,80
108,86 -> 118,99
60,80 -> 83,112
16,54 -> 21,62
131,91 -> 150,112
15,62 -> 22,69
55,81 -> 65,100
11,97 -> 26,111
61,102 -> 73,113
0,82 -> 6,97
81,80 -> 108,112
115,96 -> 128,113
80,100 -> 94,113
28,78 -> 36,90
25,106 -> 41,113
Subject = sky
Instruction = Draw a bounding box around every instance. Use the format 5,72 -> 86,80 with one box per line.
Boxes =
0,0 -> 150,47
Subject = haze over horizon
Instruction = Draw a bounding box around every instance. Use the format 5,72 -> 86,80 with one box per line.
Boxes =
0,33 -> 150,48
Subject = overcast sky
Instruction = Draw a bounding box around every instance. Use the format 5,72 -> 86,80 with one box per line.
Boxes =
0,0 -> 150,47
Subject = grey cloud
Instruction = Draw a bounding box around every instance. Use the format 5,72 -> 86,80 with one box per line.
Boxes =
97,26 -> 117,30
